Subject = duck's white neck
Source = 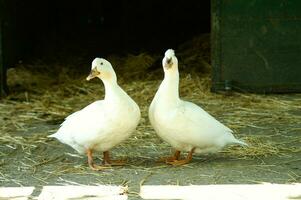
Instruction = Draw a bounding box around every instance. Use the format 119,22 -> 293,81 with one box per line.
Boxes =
159,69 -> 180,105
102,78 -> 122,102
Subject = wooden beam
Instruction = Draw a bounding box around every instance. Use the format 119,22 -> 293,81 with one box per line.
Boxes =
38,185 -> 128,200
140,184 -> 301,200
0,187 -> 35,200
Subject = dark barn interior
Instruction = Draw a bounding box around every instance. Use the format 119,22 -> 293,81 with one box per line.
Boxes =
0,0 -> 210,96
2,0 -> 210,65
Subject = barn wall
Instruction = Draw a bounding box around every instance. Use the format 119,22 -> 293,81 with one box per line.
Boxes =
212,0 -> 301,93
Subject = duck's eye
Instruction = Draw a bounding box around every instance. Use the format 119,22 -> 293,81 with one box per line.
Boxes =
100,62 -> 103,65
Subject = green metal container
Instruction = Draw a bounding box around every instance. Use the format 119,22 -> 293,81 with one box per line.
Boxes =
212,0 -> 301,93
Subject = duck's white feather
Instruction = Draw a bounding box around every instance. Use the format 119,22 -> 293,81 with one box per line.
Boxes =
149,49 -> 246,154
50,58 -> 140,155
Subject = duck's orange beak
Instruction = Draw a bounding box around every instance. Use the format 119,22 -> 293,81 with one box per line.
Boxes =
86,69 -> 100,81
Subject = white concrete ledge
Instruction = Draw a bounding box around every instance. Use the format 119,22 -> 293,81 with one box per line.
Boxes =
2,184 -> 300,200
0,187 -> 35,200
38,185 -> 127,200
140,183 -> 301,200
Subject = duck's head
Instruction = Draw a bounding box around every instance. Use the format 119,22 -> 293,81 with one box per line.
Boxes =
86,58 -> 117,82
162,49 -> 178,73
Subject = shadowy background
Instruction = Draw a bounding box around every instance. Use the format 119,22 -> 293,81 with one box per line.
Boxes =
2,0 -> 210,63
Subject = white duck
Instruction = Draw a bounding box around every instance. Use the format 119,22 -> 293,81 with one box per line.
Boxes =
49,58 -> 141,170
149,49 -> 247,165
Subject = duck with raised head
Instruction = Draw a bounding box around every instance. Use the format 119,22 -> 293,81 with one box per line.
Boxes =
149,49 -> 247,166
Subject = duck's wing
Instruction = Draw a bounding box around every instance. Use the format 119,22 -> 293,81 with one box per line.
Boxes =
172,100 -> 236,146
53,100 -> 106,139
49,100 -> 110,154
182,101 -> 232,132
61,100 -> 104,126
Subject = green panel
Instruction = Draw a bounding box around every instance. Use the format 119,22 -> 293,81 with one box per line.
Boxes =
212,0 -> 301,93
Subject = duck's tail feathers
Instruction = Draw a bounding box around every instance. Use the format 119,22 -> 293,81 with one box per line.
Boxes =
48,133 -> 58,138
232,138 -> 248,147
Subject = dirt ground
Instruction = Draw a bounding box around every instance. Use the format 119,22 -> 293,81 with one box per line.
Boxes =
0,44 -> 300,199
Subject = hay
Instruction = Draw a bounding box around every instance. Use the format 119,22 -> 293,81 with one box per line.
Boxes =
108,53 -> 159,80
0,34 -> 300,185
222,136 -> 300,159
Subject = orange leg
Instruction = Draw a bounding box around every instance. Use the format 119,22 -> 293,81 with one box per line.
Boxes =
158,150 -> 181,163
167,147 -> 195,166
102,151 -> 126,166
86,149 -> 110,171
